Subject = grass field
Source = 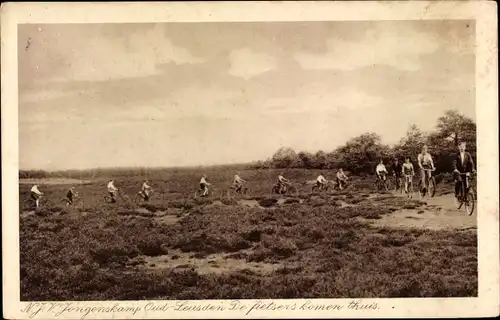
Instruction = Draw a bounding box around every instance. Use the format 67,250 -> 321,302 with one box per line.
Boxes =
19,168 -> 477,300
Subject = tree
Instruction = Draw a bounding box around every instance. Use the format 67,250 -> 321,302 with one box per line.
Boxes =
298,151 -> 314,168
393,124 -> 427,161
271,147 -> 300,168
426,110 -> 476,173
428,110 -> 476,152
335,133 -> 391,174
314,150 -> 328,169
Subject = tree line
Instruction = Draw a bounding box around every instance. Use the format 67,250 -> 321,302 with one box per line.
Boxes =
254,110 -> 476,175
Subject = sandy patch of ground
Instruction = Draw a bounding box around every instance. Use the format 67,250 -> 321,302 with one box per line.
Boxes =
363,193 -> 477,230
138,249 -> 285,275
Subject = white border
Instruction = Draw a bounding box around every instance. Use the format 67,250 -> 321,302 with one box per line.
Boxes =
2,1 -> 498,319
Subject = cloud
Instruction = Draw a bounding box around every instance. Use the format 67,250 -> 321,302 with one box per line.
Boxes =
261,83 -> 385,115
294,28 -> 440,71
20,24 -> 204,83
228,48 -> 277,79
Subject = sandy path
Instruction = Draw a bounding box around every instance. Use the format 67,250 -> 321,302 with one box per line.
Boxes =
366,192 -> 477,230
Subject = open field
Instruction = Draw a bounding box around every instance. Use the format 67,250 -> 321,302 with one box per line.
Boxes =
19,169 -> 477,300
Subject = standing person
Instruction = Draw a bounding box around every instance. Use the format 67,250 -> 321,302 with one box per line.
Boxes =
232,173 -> 246,193
200,175 -> 211,197
140,180 -> 153,201
402,157 -> 415,193
30,184 -> 43,208
107,180 -> 118,203
315,172 -> 328,190
452,141 -> 476,199
417,145 -> 435,191
336,168 -> 348,190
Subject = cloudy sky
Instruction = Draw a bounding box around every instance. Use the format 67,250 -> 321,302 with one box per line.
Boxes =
18,21 -> 475,170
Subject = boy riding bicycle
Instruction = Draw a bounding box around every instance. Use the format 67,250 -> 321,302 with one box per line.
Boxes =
392,158 -> 403,188
376,160 -> 388,182
402,157 -> 415,193
200,175 -> 211,197
336,168 -> 348,190
232,173 -> 246,193
316,173 -> 328,190
417,145 -> 435,191
452,141 -> 476,200
140,180 -> 153,201
107,180 -> 118,203
277,173 -> 290,193
30,184 -> 44,208
65,187 -> 77,205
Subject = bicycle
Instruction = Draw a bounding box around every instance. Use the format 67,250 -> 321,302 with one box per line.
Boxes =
417,168 -> 436,199
392,174 -> 404,194
22,195 -> 53,210
333,179 -> 349,191
104,190 -> 130,203
226,185 -> 249,198
137,189 -> 155,202
195,186 -> 221,198
453,172 -> 476,216
272,182 -> 298,196
375,174 -> 390,191
403,174 -> 414,198
59,194 -> 82,207
311,182 -> 329,193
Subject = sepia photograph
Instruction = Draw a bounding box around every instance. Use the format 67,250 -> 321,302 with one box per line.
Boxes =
2,1 -> 498,319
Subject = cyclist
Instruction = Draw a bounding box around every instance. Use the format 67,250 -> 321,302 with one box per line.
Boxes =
392,158 -> 403,183
65,187 -> 77,205
417,145 -> 435,191
140,180 -> 153,201
232,173 -> 246,193
452,141 -> 476,199
315,173 -> 328,190
200,175 -> 211,197
30,184 -> 44,208
107,180 -> 118,203
277,173 -> 290,193
375,159 -> 388,182
402,157 -> 415,193
336,168 -> 348,190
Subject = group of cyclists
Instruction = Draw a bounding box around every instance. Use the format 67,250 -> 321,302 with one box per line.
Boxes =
27,142 -> 475,209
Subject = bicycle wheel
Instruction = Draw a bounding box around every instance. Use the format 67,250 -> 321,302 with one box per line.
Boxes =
465,189 -> 475,216
312,185 -> 318,193
428,177 -> 436,198
408,183 -> 413,199
453,191 -> 462,209
384,179 -> 391,191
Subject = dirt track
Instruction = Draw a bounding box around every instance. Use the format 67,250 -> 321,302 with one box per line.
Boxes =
365,193 -> 477,230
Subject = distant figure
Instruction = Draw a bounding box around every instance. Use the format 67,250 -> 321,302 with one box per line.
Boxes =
140,180 -> 153,201
336,168 -> 348,190
316,173 -> 328,189
452,141 -> 475,199
66,187 -> 77,205
30,184 -> 43,208
277,173 -> 290,193
375,160 -> 388,181
107,180 -> 118,203
200,175 -> 211,197
232,173 -> 246,193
